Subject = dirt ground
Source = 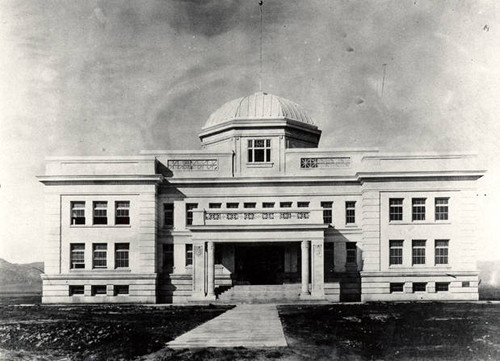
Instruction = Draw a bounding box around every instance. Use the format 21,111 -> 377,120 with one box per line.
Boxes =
1,302 -> 500,360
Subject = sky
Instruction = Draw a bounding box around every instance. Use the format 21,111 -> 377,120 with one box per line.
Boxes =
0,0 -> 499,263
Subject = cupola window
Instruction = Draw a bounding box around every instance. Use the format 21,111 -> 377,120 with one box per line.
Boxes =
248,139 -> 271,163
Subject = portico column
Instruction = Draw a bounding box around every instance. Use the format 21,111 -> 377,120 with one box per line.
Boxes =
311,240 -> 325,299
192,243 -> 205,300
206,241 -> 215,300
301,240 -> 310,297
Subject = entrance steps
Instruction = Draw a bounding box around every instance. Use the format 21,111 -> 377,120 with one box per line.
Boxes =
217,284 -> 301,303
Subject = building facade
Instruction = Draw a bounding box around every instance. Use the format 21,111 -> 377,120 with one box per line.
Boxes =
38,92 -> 485,303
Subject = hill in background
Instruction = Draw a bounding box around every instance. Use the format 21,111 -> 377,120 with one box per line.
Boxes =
0,258 -> 43,294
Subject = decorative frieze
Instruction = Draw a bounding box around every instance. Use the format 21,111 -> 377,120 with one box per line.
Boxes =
300,157 -> 351,169
205,210 -> 311,222
167,159 -> 218,171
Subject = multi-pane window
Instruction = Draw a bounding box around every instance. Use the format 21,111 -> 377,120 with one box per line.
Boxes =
389,198 -> 403,221
262,202 -> 275,208
346,201 -> 356,224
412,198 -> 426,221
114,285 -> 129,296
297,202 -> 309,208
226,203 -> 239,209
115,201 -> 130,225
389,240 -> 404,265
435,198 -> 449,220
91,285 -> 107,296
93,201 -> 108,225
321,201 -> 333,224
163,244 -> 174,271
164,203 -> 174,228
346,243 -> 357,264
436,282 -> 449,292
70,244 -> 85,269
413,282 -> 427,293
390,283 -> 404,293
280,202 -> 292,208
71,202 -> 85,225
248,139 -> 271,163
186,203 -> 198,226
69,285 -> 84,296
93,244 -> 107,269
115,243 -> 129,268
412,240 -> 426,265
435,240 -> 449,265
185,244 -> 193,266
209,203 -> 222,209
244,202 -> 256,208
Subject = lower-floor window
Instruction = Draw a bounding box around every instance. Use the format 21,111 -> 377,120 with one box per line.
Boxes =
346,243 -> 357,264
70,244 -> 85,269
435,240 -> 449,265
435,282 -> 450,292
114,285 -> 129,296
412,240 -> 426,265
185,244 -> 193,266
413,282 -> 427,292
324,242 -> 334,276
91,285 -> 107,296
390,283 -> 404,293
93,244 -> 107,269
115,243 -> 129,268
69,285 -> 84,296
163,244 -> 174,271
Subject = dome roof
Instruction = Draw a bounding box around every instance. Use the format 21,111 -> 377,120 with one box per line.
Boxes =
203,92 -> 315,129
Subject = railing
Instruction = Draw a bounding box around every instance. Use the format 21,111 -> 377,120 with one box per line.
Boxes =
191,209 -> 324,226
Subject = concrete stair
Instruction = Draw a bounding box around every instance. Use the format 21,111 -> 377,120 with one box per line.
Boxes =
217,284 -> 301,303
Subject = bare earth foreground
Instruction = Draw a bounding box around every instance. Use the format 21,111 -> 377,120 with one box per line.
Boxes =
1,301 -> 500,361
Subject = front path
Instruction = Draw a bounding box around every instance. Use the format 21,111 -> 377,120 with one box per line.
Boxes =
167,304 -> 287,348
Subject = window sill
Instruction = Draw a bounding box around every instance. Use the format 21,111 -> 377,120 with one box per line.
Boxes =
70,225 -> 131,228
388,221 -> 451,226
246,162 -> 274,168
345,224 -> 358,228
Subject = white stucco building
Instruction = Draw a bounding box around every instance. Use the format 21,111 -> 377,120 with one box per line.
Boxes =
38,92 -> 485,303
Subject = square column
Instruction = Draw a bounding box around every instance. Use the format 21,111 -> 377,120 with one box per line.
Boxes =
311,240 -> 325,299
300,240 -> 310,297
206,241 -> 216,300
192,242 -> 206,300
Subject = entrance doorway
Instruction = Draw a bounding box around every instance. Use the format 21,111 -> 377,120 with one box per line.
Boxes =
234,244 -> 285,284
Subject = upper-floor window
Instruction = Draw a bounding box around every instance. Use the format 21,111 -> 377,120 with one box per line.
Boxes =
389,198 -> 403,221
209,203 -> 222,209
70,244 -> 85,269
389,240 -> 403,265
412,240 -> 426,265
115,243 -> 129,268
93,243 -> 107,269
248,139 -> 271,163
185,244 -> 193,266
345,201 -> 356,224
93,201 -> 108,225
71,202 -> 85,225
346,242 -> 357,264
186,203 -> 198,226
412,198 -> 426,221
297,202 -> 309,208
115,201 -> 130,225
226,203 -> 239,209
244,202 -> 256,209
280,202 -> 292,208
262,202 -> 275,208
435,240 -> 449,265
321,201 -> 333,224
164,203 -> 174,228
435,198 -> 449,221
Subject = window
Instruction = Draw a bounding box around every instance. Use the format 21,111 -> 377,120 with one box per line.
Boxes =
462,281 -> 470,288
412,198 -> 426,221
186,203 -> 198,226
324,242 -> 334,276
248,139 -> 271,163
321,201 -> 333,224
262,202 -> 275,208
226,202 -> 239,209
413,282 -> 427,293
185,244 -> 193,266
209,203 -> 222,209
389,198 -> 403,221
412,240 -> 426,265
389,240 -> 404,265
71,201 -> 85,225
244,202 -> 256,209
163,244 -> 174,271
346,243 -> 357,264
436,282 -> 449,292
435,240 -> 449,265
115,243 -> 129,268
114,285 -> 129,296
91,285 -> 107,296
435,198 -> 449,221
346,201 -> 356,224
93,244 -> 107,269
297,202 -> 309,208
93,201 -> 108,225
280,202 -> 292,208
390,283 -> 404,293
164,203 -> 174,228
69,285 -> 84,296
115,201 -> 130,225
70,244 -> 85,269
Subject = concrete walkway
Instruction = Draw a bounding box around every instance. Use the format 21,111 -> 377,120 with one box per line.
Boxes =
167,304 -> 287,348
